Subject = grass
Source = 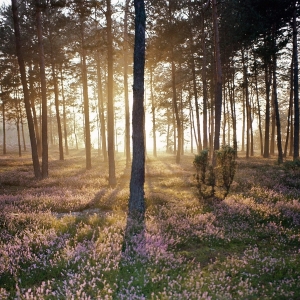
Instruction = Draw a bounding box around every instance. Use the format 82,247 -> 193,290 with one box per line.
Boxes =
0,149 -> 300,299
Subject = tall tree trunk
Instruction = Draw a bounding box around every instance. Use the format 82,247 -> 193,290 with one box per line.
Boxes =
254,56 -> 264,156
96,53 -> 107,162
228,74 -> 237,155
124,0 -> 131,165
189,20 -> 202,153
80,8 -> 92,169
29,64 -> 41,156
12,0 -> 41,178
285,58 -> 294,157
35,0 -> 48,178
150,66 -> 157,157
263,48 -> 271,158
60,66 -> 69,155
202,10 -> 208,150
242,50 -> 250,159
293,1 -> 299,160
270,85 -> 276,156
129,0 -> 146,215
272,44 -> 283,163
212,0 -> 222,164
106,0 -> 116,186
51,50 -> 64,160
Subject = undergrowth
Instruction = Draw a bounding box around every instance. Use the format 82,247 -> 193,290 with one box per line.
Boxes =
0,150 -> 299,299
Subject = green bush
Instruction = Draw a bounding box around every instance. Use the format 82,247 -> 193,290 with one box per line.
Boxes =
194,145 -> 237,200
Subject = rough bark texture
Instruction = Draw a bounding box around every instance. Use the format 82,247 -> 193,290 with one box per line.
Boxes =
35,0 -> 48,178
12,0 -> 41,178
129,0 -> 146,215
106,0 -> 116,186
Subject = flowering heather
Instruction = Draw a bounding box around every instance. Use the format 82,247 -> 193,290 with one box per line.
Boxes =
0,152 -> 299,299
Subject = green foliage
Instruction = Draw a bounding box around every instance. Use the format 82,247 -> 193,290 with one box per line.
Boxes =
283,159 -> 300,170
194,146 -> 237,200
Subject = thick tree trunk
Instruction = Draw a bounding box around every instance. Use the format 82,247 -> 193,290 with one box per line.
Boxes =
129,0 -> 146,215
106,0 -> 116,186
35,0 -> 48,178
124,0 -> 131,165
12,0 -> 41,178
212,0 -> 222,164
293,1 -> 299,160
80,10 -> 92,169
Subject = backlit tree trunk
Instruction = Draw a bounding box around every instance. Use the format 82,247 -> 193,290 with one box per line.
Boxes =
12,0 -> 41,178
129,0 -> 146,215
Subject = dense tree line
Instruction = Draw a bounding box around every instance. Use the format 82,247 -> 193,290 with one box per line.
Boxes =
0,0 -> 299,184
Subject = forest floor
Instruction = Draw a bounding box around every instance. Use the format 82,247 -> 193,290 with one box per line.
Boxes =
0,149 -> 300,299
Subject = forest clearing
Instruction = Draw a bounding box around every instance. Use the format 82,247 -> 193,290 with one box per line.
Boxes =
0,150 -> 300,299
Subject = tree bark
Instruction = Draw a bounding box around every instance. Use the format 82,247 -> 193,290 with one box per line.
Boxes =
60,66 -> 69,155
80,6 -> 92,169
12,0 -> 41,178
96,53 -> 107,162
50,49 -> 64,160
212,0 -> 222,164
35,0 -> 48,178
124,0 -> 131,165
129,0 -> 146,215
2,100 -> 6,155
150,66 -> 157,157
106,0 -> 116,186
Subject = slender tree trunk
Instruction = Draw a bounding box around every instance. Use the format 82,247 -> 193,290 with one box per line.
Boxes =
51,50 -> 64,160
254,57 -> 264,156
129,0 -> 146,215
189,21 -> 202,152
106,0 -> 116,186
96,53 -> 107,162
202,10 -> 208,150
270,84 -> 276,156
150,66 -> 157,157
80,8 -> 92,169
242,50 -> 250,159
35,0 -> 48,178
29,64 -> 41,156
124,0 -> 131,165
285,58 -> 294,157
12,0 -> 41,178
60,66 -> 69,155
293,1 -> 299,160
272,41 -> 283,163
2,100 -> 6,155
263,50 -> 271,158
212,0 -> 222,164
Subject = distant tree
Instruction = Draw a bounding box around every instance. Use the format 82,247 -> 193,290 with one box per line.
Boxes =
129,0 -> 146,215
